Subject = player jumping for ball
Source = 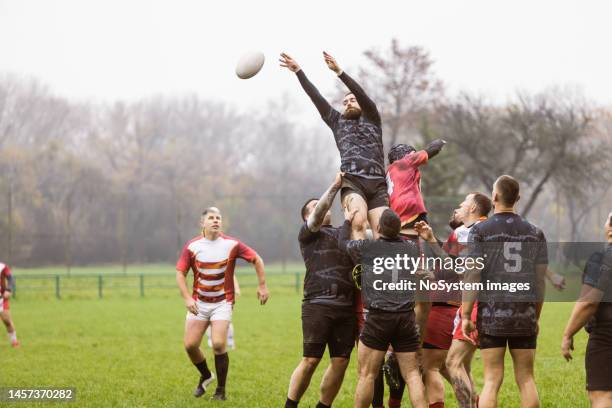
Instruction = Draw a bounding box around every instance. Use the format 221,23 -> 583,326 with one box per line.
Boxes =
0,261 -> 19,348
280,51 -> 388,240
176,207 -> 269,401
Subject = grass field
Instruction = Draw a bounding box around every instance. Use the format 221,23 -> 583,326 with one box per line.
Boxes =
2,265 -> 592,407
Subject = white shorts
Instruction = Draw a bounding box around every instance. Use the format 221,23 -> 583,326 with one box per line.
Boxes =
186,299 -> 232,322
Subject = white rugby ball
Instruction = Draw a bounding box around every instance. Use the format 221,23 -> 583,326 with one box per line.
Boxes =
235,51 -> 265,79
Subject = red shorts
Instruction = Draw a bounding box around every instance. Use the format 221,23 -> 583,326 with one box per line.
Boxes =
423,305 -> 458,350
0,297 -> 9,311
452,303 -> 478,345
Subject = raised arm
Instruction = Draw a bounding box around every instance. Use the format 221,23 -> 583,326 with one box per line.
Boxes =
323,51 -> 380,125
307,172 -> 344,232
424,139 -> 446,160
280,52 -> 336,123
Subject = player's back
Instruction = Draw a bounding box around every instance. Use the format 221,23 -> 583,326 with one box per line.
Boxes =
298,224 -> 355,307
470,212 -> 548,337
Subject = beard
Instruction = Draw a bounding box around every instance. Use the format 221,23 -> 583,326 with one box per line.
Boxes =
343,107 -> 362,120
449,216 -> 463,230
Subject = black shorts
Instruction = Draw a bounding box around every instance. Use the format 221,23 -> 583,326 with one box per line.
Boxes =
479,333 -> 537,350
341,173 -> 389,210
302,302 -> 356,358
360,310 -> 420,353
586,329 -> 612,391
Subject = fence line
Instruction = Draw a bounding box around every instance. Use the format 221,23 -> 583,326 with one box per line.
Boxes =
12,271 -> 303,300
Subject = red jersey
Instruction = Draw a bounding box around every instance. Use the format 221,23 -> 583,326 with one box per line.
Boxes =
386,150 -> 429,225
176,234 -> 258,304
0,262 -> 11,293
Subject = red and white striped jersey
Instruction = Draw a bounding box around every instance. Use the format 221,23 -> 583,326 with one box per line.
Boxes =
176,234 -> 258,304
0,262 -> 11,293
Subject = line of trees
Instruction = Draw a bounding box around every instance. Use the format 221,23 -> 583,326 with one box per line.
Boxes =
1,39 -> 610,268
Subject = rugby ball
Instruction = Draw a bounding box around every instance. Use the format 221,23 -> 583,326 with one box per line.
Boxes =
236,51 -> 265,79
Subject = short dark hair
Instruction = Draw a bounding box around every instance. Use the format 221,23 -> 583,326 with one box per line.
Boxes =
201,207 -> 221,217
494,175 -> 520,206
470,192 -> 492,217
344,92 -> 354,98
379,209 -> 401,239
300,198 -> 318,221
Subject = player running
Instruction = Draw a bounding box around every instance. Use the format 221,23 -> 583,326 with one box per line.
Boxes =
462,175 -> 548,408
176,207 -> 269,401
280,51 -> 388,240
387,139 -> 446,238
562,212 -> 612,408
339,208 -> 428,408
416,193 -> 491,408
0,262 -> 19,348
285,173 -> 357,408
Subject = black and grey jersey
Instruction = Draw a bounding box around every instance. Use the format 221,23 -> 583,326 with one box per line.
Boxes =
296,70 -> 384,179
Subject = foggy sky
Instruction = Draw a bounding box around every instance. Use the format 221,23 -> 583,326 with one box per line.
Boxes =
1,0 -> 611,112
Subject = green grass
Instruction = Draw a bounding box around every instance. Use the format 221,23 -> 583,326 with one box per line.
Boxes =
2,268 -> 592,407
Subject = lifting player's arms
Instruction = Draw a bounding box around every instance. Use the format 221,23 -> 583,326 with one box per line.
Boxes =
280,51 -> 388,241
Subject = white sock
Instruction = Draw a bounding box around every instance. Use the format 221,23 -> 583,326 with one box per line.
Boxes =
8,331 -> 17,343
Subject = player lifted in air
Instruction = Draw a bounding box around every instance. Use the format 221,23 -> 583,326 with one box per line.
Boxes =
176,207 -> 269,401
0,261 -> 19,348
386,139 -> 446,238
280,51 -> 388,239
285,173 -> 357,408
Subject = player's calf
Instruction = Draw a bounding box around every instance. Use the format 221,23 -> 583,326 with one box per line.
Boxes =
286,357 -> 322,407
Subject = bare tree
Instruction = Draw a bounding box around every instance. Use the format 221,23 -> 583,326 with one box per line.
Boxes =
358,38 -> 444,148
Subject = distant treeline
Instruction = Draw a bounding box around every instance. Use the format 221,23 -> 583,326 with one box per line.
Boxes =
1,39 -> 610,267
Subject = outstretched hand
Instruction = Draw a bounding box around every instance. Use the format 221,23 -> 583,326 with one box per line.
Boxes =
323,51 -> 342,75
279,53 -> 301,73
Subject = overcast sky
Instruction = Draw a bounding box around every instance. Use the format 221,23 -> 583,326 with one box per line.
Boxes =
1,0 -> 611,111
